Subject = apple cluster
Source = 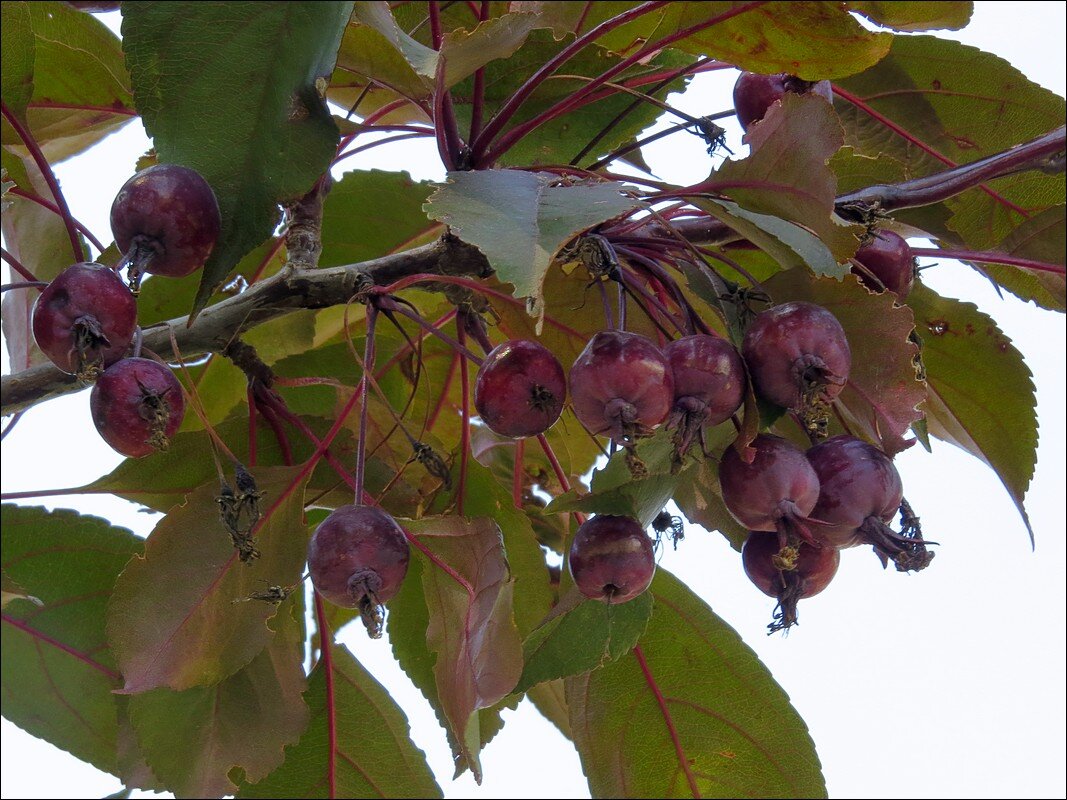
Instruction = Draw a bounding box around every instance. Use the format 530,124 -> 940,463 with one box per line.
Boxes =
30,164 -> 221,458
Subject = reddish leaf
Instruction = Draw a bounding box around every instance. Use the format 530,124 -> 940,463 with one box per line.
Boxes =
106,466 -> 310,693
402,515 -> 524,782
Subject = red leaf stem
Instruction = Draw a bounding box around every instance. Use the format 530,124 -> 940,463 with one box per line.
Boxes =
910,247 -> 1065,275
1,246 -> 40,283
313,592 -> 338,799
333,132 -> 434,167
1,613 -> 122,682
536,433 -> 586,526
831,85 -> 1030,218
7,187 -> 107,254
467,1 -> 492,141
1,101 -> 84,263
425,351 -> 460,433
633,643 -> 701,799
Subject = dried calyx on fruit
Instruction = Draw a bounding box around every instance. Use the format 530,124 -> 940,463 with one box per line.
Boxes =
474,339 -> 566,438
852,229 -> 917,298
732,71 -> 833,131
31,262 -> 137,378
569,330 -> 674,446
90,357 -> 186,458
807,435 -> 934,572
569,514 -> 655,604
743,530 -> 839,633
742,301 -> 851,436
110,164 -> 221,287
719,434 -> 824,553
664,334 -> 745,463
307,505 -> 410,638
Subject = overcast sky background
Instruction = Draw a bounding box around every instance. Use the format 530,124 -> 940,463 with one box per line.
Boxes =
2,3 -> 1065,798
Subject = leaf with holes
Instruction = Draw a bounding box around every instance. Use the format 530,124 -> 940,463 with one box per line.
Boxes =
908,283 -> 1037,541
122,2 -> 353,317
105,466 -> 310,693
567,568 -> 826,798
1,506 -> 140,776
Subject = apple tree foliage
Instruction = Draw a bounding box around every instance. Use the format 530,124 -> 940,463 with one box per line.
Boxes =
1,2 -> 1064,798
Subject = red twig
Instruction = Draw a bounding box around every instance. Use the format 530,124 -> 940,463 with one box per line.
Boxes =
1,101 -> 84,262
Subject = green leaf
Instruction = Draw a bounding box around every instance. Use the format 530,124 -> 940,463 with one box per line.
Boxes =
1,2 -> 35,121
516,587 -> 653,693
1,569 -> 41,609
907,283 -> 1037,541
83,415 -> 350,512
1,506 -> 141,775
402,515 -> 525,782
695,198 -> 843,278
979,206 -> 1066,312
439,13 -> 541,88
424,170 -> 640,315
847,1 -> 972,31
764,268 -> 925,455
319,169 -> 436,267
241,643 -> 442,798
128,597 -> 309,798
350,1 -> 437,81
836,36 -> 1065,248
106,466 -> 310,693
657,1 -> 891,80
546,432 -> 680,527
527,679 -> 573,740
709,93 -> 862,261
672,455 -> 750,552
122,2 -> 353,317
567,568 -> 826,798
1,1 -> 133,161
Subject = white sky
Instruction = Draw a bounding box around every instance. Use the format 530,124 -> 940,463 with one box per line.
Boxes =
2,3 -> 1065,798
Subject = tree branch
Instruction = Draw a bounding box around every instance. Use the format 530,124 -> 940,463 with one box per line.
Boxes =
1,235 -> 491,416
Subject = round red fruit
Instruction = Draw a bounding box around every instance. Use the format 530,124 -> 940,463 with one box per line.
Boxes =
32,262 -> 138,376
852,230 -> 916,298
732,72 -> 833,131
474,339 -> 566,438
90,357 -> 185,458
569,331 -> 674,444
569,515 -> 655,604
111,164 -> 221,278
743,531 -> 839,632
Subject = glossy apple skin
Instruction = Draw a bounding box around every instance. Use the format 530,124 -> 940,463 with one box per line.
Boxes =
719,434 -> 820,532
90,357 -> 185,458
308,505 -> 410,609
569,515 -> 655,604
474,339 -> 566,438
569,331 -> 674,443
111,164 -> 221,277
733,72 -> 834,131
31,262 -> 138,375
852,230 -> 916,297
742,531 -> 839,599
742,301 -> 851,411
665,334 -> 745,427
807,435 -> 904,548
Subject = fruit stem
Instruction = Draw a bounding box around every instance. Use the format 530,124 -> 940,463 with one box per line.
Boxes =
379,298 -> 484,366
354,306 -> 378,503
0,281 -> 47,293
6,188 -> 107,254
0,101 -> 84,263
512,437 -> 525,509
333,132 -> 434,167
247,384 -> 258,468
456,319 -> 471,515
0,246 -> 41,284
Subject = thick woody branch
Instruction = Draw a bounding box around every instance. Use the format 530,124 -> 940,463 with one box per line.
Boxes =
663,125 -> 1066,243
1,235 -> 490,416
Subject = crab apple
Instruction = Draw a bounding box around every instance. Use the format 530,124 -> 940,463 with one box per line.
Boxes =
474,339 -> 566,438
743,530 -> 839,632
569,331 -> 674,444
308,505 -> 410,638
719,434 -> 822,546
665,334 -> 745,457
807,435 -> 933,572
90,357 -> 185,458
742,301 -> 851,426
852,230 -> 916,298
110,164 -> 221,279
31,262 -> 137,376
569,515 -> 655,604
732,71 -> 834,131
